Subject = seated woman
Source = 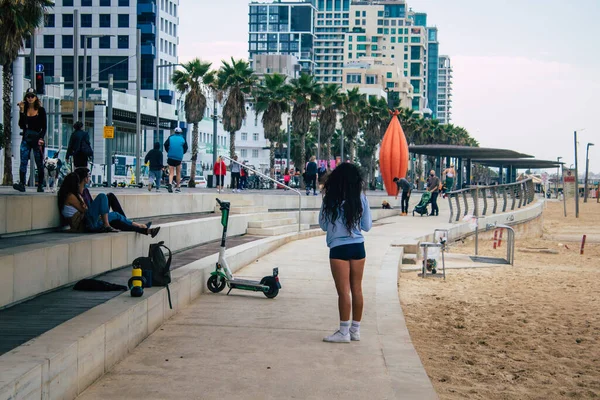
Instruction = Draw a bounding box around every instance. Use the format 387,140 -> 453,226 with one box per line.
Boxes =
59,171 -> 160,237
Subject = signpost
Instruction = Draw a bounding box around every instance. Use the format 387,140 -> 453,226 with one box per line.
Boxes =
563,168 -> 576,198
103,126 -> 115,139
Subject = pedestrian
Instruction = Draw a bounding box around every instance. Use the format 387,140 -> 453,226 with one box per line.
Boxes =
163,127 -> 188,193
393,176 -> 411,216
319,163 -> 372,343
14,88 -> 47,192
305,155 -> 318,196
230,155 -> 241,192
442,164 -> 456,192
213,156 -> 226,191
144,142 -> 164,192
283,167 -> 291,188
240,162 -> 248,190
426,169 -> 440,216
65,121 -> 93,170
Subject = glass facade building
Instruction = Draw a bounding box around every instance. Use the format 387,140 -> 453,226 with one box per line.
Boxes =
248,2 -> 317,73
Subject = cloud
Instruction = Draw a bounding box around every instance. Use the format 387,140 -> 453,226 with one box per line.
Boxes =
450,56 -> 600,172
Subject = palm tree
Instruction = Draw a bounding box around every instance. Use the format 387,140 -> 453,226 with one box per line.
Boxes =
171,59 -> 214,187
217,58 -> 255,158
362,96 -> 388,184
340,88 -> 365,163
289,73 -> 321,174
0,0 -> 54,185
318,83 -> 342,169
254,73 -> 290,178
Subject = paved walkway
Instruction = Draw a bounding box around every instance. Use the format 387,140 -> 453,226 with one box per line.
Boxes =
78,214 -> 451,400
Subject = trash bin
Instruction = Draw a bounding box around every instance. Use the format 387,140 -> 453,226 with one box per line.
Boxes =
207,174 -> 214,188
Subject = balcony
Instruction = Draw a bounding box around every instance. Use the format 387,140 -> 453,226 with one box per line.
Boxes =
159,89 -> 174,103
141,43 -> 156,56
137,3 -> 156,15
139,23 -> 156,36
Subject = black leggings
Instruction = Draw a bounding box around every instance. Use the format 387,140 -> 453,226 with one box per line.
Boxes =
305,174 -> 316,193
107,193 -> 147,234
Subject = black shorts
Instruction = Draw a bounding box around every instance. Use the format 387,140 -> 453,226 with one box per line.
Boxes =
215,175 -> 224,186
329,242 -> 366,261
167,158 -> 182,167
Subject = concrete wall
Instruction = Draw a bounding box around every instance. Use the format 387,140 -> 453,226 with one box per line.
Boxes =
0,230 -> 324,400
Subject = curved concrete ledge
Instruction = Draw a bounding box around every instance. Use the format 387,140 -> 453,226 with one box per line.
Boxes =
0,229 -> 325,400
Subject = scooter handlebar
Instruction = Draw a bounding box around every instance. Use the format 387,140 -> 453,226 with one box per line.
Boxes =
216,198 -> 222,206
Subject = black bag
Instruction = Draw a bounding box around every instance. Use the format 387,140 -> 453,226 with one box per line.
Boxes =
132,241 -> 173,308
73,279 -> 127,291
79,133 -> 94,158
23,129 -> 39,146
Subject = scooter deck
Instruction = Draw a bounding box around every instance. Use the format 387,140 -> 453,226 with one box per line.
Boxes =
230,278 -> 263,286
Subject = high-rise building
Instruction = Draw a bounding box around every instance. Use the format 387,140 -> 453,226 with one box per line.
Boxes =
425,27 -> 439,119
313,0 -> 351,83
248,1 -> 317,74
23,0 -> 179,101
437,55 -> 452,124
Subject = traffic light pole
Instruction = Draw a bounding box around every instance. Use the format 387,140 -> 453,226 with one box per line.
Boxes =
106,74 -> 113,186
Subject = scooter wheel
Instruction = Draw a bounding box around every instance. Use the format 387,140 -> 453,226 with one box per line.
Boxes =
207,275 -> 226,293
260,276 -> 279,299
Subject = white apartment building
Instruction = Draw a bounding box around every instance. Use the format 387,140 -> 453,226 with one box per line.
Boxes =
314,0 -> 351,84
437,55 -> 452,124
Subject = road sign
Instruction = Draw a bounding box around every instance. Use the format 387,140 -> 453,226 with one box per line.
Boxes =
103,126 -> 115,139
563,168 -> 576,198
36,64 -> 44,72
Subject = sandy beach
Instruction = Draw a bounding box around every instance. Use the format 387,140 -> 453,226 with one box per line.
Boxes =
399,201 -> 600,399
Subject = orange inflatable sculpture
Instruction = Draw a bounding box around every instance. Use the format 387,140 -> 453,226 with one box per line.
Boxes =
379,110 -> 409,196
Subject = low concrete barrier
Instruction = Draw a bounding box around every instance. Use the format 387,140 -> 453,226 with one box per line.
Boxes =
0,229 -> 325,400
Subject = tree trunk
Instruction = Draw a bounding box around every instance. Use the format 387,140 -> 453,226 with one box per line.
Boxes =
2,62 -> 14,185
229,131 -> 236,158
189,123 -> 198,187
300,133 -> 306,189
349,139 -> 355,164
269,141 -> 275,179
326,138 -> 332,170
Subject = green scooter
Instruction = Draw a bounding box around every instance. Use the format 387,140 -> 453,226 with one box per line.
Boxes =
207,198 -> 281,298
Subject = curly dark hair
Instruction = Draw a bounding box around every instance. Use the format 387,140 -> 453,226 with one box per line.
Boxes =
321,162 -> 365,232
57,172 -> 85,225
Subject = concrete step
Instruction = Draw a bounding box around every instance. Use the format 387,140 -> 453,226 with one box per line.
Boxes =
247,224 -> 310,236
247,218 -> 297,229
229,206 -> 269,214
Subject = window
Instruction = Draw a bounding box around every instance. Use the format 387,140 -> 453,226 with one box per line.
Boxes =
366,75 -> 376,84
81,0 -> 92,5
62,35 -> 73,49
241,149 -> 248,158
99,36 -> 111,48
63,0 -> 73,6
386,82 -> 395,88
118,0 -> 129,5
99,14 -> 111,28
44,14 -> 55,27
346,74 -> 361,84
355,10 -> 360,17
410,63 -> 421,77
118,35 -> 129,49
253,133 -> 259,141
81,14 -> 92,28
252,149 -> 259,158
43,35 -> 55,49
386,72 -> 392,79
241,132 -> 248,141
118,14 -> 129,27
62,14 -> 73,28
100,0 -> 110,5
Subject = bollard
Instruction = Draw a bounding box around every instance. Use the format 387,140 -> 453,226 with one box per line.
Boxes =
580,235 -> 587,255
498,229 -> 503,248
493,229 -> 499,249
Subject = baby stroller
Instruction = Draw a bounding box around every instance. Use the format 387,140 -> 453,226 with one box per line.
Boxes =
413,192 -> 431,216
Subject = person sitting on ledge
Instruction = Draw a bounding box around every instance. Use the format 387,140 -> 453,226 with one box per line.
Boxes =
72,167 -> 160,237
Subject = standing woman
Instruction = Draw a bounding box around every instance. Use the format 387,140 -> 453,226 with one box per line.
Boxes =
213,156 -> 226,192
14,88 -> 47,192
319,163 -> 372,343
66,121 -> 93,169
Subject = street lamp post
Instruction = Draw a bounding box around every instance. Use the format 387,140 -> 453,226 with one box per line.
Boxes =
155,62 -> 181,153
574,131 -> 580,218
556,156 -> 562,199
81,34 -> 113,129
584,143 -> 594,202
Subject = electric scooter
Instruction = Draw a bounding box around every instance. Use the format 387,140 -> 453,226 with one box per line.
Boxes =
207,198 -> 281,298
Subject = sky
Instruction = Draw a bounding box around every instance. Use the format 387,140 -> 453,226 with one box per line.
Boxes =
179,0 -> 600,174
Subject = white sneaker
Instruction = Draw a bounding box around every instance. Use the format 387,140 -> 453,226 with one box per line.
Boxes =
350,329 -> 360,341
323,330 -> 350,343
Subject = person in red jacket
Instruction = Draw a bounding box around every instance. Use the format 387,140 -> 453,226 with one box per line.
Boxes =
213,156 -> 226,191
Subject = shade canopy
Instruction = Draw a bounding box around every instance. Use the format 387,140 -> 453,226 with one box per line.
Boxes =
473,158 -> 564,169
408,145 -> 533,159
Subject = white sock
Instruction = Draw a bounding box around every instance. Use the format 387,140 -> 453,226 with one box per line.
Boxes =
339,320 -> 351,335
350,321 -> 361,332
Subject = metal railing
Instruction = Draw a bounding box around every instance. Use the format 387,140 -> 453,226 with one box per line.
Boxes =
220,155 -> 303,233
446,179 -> 536,223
